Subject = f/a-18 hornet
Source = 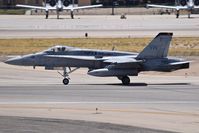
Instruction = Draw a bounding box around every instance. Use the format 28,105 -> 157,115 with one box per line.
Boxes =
16,0 -> 102,19
147,0 -> 199,18
5,33 -> 189,85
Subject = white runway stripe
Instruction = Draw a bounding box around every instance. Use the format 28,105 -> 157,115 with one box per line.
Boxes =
0,101 -> 198,104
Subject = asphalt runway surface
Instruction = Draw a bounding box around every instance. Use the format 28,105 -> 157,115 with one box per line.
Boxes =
0,62 -> 199,133
1,15 -> 199,38
0,116 -> 175,133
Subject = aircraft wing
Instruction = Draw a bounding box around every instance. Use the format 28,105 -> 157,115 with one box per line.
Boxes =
147,4 -> 178,9
63,4 -> 102,10
103,57 -> 143,69
16,4 -> 47,10
103,57 -> 141,63
146,4 -> 194,10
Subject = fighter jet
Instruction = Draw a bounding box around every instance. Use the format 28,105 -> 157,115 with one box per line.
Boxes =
16,0 -> 102,19
5,33 -> 189,85
146,0 -> 199,18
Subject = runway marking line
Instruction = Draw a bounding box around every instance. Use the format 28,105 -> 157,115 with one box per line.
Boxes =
0,101 -> 198,104
0,103 -> 199,117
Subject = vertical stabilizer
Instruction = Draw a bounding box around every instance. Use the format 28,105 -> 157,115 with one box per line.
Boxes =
137,32 -> 173,59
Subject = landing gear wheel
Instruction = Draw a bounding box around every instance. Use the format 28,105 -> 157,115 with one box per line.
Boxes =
121,76 -> 130,85
63,78 -> 69,85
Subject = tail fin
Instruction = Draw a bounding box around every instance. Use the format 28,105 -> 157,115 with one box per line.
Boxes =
137,32 -> 173,59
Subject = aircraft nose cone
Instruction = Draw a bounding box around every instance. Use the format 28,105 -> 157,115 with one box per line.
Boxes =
4,56 -> 22,65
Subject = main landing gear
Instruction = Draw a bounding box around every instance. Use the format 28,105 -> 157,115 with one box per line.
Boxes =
57,11 -> 60,19
70,11 -> 74,19
188,10 -> 191,18
45,10 -> 49,19
176,10 -> 191,19
58,67 -> 80,85
118,76 -> 130,85
176,10 -> 179,18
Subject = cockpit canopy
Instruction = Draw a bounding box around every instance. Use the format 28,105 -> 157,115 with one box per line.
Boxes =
44,45 -> 75,53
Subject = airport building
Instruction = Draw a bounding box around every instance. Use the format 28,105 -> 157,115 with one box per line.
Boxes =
0,0 -> 174,8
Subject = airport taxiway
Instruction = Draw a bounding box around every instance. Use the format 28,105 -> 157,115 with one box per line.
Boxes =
0,62 -> 199,133
1,13 -> 199,133
1,15 -> 199,38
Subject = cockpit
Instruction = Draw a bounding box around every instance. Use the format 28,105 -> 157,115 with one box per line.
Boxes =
43,45 -> 75,53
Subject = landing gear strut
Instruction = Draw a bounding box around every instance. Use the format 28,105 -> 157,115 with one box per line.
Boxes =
176,10 -> 179,18
70,11 -> 74,19
118,76 -> 130,85
188,10 -> 191,18
45,10 -> 49,19
57,11 -> 60,19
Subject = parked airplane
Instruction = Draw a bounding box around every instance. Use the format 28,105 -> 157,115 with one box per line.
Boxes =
146,0 -> 199,18
16,0 -> 102,19
5,33 -> 189,85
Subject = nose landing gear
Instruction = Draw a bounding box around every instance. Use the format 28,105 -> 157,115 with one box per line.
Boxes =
58,67 -> 70,85
58,67 -> 80,85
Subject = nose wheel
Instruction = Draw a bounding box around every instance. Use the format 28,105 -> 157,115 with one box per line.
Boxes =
63,78 -> 69,85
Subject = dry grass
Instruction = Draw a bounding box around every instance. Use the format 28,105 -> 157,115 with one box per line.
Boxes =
0,37 -> 199,56
0,9 -> 26,15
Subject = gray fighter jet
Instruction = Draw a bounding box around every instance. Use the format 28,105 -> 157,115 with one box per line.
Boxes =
17,0 -> 102,19
5,33 -> 189,85
147,0 -> 199,18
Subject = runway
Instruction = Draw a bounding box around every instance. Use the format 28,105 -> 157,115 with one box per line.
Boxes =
0,62 -> 199,133
1,15 -> 199,38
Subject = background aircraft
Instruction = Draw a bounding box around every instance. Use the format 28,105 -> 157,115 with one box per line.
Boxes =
5,33 -> 189,85
16,0 -> 102,19
147,0 -> 199,18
